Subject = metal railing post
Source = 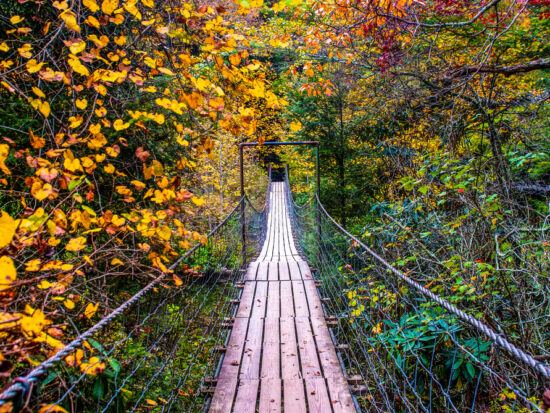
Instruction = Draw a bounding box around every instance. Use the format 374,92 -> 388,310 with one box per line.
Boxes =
239,145 -> 246,264
315,146 -> 321,264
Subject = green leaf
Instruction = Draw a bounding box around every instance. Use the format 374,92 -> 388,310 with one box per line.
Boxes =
466,362 -> 475,378
418,185 -> 429,195
93,377 -> 105,400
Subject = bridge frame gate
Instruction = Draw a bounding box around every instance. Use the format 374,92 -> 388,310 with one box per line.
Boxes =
238,141 -> 320,262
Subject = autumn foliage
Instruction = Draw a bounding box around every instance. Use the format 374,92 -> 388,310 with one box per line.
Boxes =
0,0 -> 280,397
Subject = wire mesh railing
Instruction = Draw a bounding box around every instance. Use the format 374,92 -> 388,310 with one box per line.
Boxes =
0,196 -> 267,413
285,178 -> 550,413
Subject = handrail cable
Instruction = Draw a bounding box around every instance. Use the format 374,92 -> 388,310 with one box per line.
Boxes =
307,191 -> 550,385
0,195 -> 249,405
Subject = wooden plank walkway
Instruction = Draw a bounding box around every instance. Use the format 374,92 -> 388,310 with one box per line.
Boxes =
209,182 -> 355,413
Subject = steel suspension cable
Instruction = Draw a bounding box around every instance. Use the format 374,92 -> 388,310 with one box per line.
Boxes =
0,196 -> 251,408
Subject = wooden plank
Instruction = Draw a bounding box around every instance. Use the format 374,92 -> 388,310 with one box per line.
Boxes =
303,280 -> 325,318
266,281 -> 280,319
280,318 -> 300,380
236,281 -> 256,318
305,378 -> 332,413
233,379 -> 259,413
295,317 -> 322,379
218,317 -> 249,379
287,261 -> 302,281
297,261 -> 312,280
259,378 -> 281,413
280,281 -> 295,318
310,316 -> 343,378
273,190 -> 282,261
283,379 -> 307,413
278,261 -> 290,281
268,261 -> 279,281
292,281 -> 310,318
251,280 -> 267,319
245,261 -> 260,281
240,316 -> 264,379
210,182 -> 355,413
209,377 -> 237,413
256,261 -> 269,281
326,377 -> 356,413
261,317 -> 280,379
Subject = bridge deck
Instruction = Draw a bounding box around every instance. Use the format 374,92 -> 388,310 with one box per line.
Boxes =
209,182 -> 355,413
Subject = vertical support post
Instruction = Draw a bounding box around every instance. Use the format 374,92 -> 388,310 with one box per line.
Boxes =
315,145 -> 321,265
239,145 -> 246,264
315,145 -> 320,200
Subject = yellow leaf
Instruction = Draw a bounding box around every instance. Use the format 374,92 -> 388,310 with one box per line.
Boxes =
10,16 -> 24,24
30,130 -> 46,149
0,144 -> 9,175
114,35 -> 127,46
26,59 -> 44,74
53,0 -> 69,9
39,404 -> 68,413
229,53 -> 241,66
65,349 -> 84,367
104,163 -> 115,174
0,256 -> 16,291
64,157 -> 84,173
85,16 -> 101,29
83,0 -> 100,12
101,0 -> 119,15
80,356 -> 105,375
113,119 -> 130,131
69,40 -> 86,55
151,160 -> 164,176
69,115 -> 83,129
25,259 -> 41,272
191,196 -> 205,206
59,10 -> 81,33
141,0 -> 154,7
84,302 -> 99,319
130,180 -> 146,190
153,113 -> 164,124
39,101 -> 51,118
0,211 -> 16,248
156,225 -> 171,241
68,56 -> 89,76
290,121 -> 302,132
76,98 -> 88,109
32,87 -> 46,98
248,80 -> 265,98
110,258 -> 123,265
64,299 -> 75,309
143,56 -> 156,68
66,236 -> 86,252
18,43 -> 32,59
89,123 -> 101,134
0,42 -> 9,52
21,306 -> 50,335
173,274 -> 183,286
37,280 -> 53,289
31,181 -> 54,201
95,106 -> 107,117
157,67 -> 174,76
146,399 -> 158,406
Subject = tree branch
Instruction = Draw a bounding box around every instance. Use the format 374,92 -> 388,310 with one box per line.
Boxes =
450,58 -> 550,77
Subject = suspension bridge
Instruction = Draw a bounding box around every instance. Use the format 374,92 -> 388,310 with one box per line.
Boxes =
1,142 -> 550,412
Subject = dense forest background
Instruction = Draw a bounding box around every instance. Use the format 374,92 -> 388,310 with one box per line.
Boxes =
0,0 -> 549,411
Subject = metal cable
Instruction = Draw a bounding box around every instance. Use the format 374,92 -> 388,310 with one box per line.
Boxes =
312,192 -> 550,382
0,196 -> 248,406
